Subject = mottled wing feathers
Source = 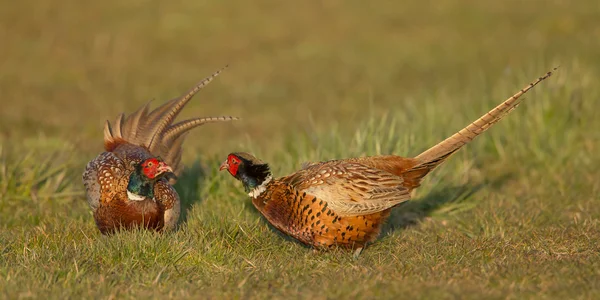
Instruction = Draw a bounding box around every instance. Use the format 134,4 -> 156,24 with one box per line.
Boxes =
102,66 -> 239,176
283,161 -> 411,217
82,150 -> 180,230
300,161 -> 318,169
85,67 -> 236,233
153,180 -> 180,231
82,152 -> 126,211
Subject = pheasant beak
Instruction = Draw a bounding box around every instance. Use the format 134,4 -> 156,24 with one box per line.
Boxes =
156,161 -> 174,176
219,160 -> 229,171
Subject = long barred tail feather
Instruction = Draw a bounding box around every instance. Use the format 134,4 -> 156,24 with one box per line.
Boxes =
102,66 -> 239,176
403,68 -> 557,185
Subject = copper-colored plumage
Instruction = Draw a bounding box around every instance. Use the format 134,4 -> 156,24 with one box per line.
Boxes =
83,67 -> 238,234
222,68 -> 556,252
251,162 -> 400,249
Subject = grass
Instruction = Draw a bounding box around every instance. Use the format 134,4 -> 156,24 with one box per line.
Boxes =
1,0 -> 599,298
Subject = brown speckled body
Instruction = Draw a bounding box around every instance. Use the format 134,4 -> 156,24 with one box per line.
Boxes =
246,158 -> 415,249
82,67 -> 236,234
83,143 -> 180,234
225,69 -> 555,251
253,180 -> 391,249
94,192 -> 165,234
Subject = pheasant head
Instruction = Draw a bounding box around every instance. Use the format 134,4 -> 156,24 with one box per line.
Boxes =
220,152 -> 272,195
127,157 -> 174,201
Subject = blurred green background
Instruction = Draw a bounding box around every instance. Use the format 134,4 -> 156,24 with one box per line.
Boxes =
2,0 -> 597,156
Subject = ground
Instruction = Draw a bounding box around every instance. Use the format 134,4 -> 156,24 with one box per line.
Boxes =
1,0 -> 599,299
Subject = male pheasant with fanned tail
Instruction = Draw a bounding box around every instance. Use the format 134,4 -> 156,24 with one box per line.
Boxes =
220,68 -> 556,255
83,67 -> 238,234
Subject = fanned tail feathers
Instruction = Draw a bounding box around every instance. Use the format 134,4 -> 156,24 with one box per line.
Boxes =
103,66 -> 239,175
404,68 -> 557,185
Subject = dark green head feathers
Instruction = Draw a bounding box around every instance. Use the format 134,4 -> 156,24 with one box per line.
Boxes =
220,152 -> 272,192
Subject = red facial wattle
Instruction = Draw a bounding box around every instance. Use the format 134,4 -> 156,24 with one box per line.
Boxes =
143,168 -> 156,179
141,158 -> 172,179
220,155 -> 241,176
228,161 -> 239,176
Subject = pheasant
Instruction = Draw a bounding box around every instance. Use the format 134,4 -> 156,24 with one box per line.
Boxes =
83,67 -> 238,234
220,68 -> 556,254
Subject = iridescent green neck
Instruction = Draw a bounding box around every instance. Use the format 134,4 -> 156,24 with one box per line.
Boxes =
127,167 -> 155,199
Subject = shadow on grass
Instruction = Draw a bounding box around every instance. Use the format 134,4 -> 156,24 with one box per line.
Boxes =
380,184 -> 484,236
173,160 -> 206,226
381,173 -> 512,236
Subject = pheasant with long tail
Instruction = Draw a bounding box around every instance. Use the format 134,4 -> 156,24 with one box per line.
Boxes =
220,69 -> 556,254
83,67 -> 237,234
